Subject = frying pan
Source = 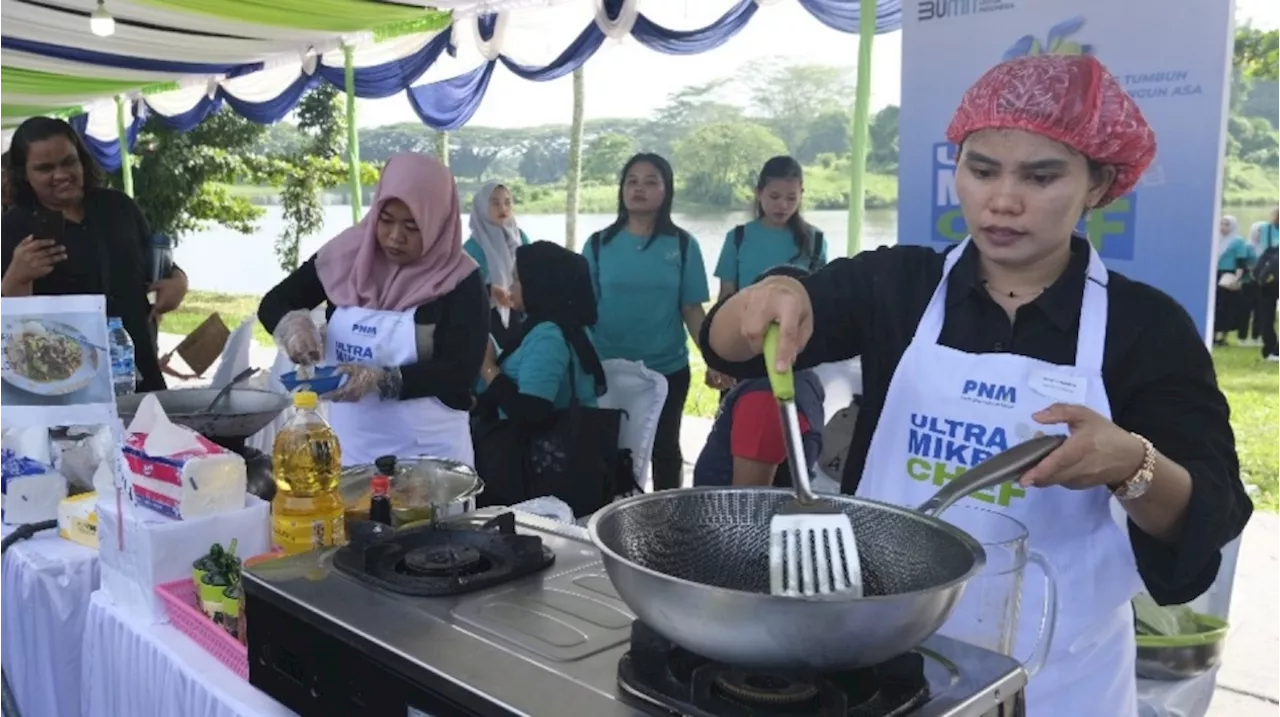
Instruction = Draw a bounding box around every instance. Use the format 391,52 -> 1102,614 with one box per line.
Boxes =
116,388 -> 291,440
587,435 -> 1064,670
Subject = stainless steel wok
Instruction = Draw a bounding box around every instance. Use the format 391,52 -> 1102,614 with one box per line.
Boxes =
587,435 -> 1063,670
116,388 -> 291,440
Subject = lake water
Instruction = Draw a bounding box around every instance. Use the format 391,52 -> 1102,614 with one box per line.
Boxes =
175,207 -> 899,295
176,204 -> 1271,296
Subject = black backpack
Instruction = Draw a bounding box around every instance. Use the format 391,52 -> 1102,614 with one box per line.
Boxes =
732,224 -> 825,286
589,230 -> 690,305
1249,226 -> 1280,288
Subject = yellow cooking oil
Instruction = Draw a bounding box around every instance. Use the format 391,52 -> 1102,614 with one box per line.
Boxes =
271,391 -> 346,555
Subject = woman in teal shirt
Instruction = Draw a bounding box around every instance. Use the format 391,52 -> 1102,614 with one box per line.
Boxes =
714,156 -> 829,303
464,183 -> 530,350
584,153 -> 710,491
476,241 -> 605,421
1214,215 -> 1250,345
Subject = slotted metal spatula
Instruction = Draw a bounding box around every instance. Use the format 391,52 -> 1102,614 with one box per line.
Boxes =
764,325 -> 864,599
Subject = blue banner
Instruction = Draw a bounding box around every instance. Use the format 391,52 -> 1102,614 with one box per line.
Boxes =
898,1 -> 1235,338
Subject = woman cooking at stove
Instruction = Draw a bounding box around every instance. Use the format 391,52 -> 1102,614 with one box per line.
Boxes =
700,55 -> 1251,716
259,153 -> 488,467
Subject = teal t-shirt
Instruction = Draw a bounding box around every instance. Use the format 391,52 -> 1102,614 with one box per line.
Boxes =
714,219 -> 828,288
585,229 -> 710,375
463,229 -> 530,285
476,323 -> 599,410
1217,236 -> 1249,273
1259,224 -> 1280,252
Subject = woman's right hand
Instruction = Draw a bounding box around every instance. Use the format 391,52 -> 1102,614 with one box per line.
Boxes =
273,309 -> 323,365
490,286 -> 513,308
726,276 -> 814,372
5,235 -> 66,284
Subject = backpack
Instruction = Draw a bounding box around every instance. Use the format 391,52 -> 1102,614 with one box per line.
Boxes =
732,224 -> 825,286
1255,245 -> 1279,288
589,230 -> 690,305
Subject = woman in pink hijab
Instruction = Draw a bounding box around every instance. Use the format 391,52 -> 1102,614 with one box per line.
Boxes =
259,153 -> 488,466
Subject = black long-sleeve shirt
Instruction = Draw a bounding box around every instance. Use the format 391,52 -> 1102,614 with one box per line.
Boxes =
700,237 -> 1252,606
258,256 -> 488,411
1,189 -> 173,392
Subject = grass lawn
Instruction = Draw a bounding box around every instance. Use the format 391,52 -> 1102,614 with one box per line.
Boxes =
165,292 -> 1277,510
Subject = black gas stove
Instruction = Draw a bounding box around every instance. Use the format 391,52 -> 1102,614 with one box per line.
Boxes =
243,509 -> 1027,717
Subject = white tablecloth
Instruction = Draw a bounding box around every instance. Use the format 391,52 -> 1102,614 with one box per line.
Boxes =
1,524 -> 99,717
81,591 -> 295,717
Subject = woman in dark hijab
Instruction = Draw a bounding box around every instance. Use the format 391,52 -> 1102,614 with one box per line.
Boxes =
476,241 -> 606,423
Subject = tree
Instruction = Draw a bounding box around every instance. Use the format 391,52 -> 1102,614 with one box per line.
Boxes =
121,109 -> 266,240
866,105 -> 900,173
795,110 -> 850,164
582,133 -> 636,183
745,62 -> 852,152
673,122 -> 787,206
651,80 -> 743,154
1235,27 -> 1279,81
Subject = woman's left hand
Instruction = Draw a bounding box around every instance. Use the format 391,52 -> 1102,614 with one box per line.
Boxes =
1018,403 -> 1145,490
149,270 -> 189,322
326,364 -> 384,402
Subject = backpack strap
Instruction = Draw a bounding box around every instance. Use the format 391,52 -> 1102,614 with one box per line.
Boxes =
677,231 -> 689,306
588,231 -> 603,296
810,230 -> 825,271
732,224 -> 746,286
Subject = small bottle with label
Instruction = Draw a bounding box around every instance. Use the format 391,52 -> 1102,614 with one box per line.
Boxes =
369,475 -> 393,527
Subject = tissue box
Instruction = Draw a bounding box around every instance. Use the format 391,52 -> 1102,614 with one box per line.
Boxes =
58,492 -> 99,549
123,432 -> 246,521
98,492 -> 270,624
0,450 -> 67,524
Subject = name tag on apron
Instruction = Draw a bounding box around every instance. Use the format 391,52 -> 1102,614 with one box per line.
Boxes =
1029,369 -> 1088,404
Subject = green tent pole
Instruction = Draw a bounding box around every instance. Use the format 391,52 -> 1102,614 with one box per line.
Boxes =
343,43 -> 362,223
565,66 -> 586,251
846,0 -> 876,256
114,96 -> 134,197
434,131 -> 449,166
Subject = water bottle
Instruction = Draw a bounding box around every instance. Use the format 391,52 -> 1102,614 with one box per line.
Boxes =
107,317 -> 136,396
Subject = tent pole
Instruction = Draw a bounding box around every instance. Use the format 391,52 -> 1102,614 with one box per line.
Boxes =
434,131 -> 450,166
565,66 -> 586,251
343,43 -> 362,223
115,96 -> 134,198
846,0 -> 876,256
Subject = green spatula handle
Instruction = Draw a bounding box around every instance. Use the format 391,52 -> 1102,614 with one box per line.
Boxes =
763,325 -> 795,401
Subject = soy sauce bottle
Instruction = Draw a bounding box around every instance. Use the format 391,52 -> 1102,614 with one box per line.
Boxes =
369,455 -> 396,527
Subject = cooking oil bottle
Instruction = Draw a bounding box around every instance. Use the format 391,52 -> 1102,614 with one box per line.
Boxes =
271,391 -> 346,555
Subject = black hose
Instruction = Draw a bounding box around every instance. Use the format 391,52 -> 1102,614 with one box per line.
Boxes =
1,668 -> 20,717
1,521 -> 57,553
1,519 -> 59,717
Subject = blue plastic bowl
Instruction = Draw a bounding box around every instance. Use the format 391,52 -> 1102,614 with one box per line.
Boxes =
280,366 -> 344,394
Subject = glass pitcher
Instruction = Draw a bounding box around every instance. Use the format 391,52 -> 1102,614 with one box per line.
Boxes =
935,505 -> 1059,676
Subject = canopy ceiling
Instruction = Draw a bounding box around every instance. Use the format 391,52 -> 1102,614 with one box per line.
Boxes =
1,0 -> 903,166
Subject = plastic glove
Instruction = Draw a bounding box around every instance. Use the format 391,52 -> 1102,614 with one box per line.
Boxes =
273,310 -> 323,365
324,363 -> 403,403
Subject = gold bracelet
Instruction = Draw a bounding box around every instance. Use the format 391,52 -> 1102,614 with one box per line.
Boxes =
1112,433 -> 1156,501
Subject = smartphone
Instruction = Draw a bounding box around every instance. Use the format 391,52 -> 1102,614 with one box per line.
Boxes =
32,207 -> 64,240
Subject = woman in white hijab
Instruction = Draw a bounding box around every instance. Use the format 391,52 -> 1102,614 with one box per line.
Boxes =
464,182 -> 530,350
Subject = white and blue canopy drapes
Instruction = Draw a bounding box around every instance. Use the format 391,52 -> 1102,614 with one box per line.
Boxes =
1,0 -> 901,169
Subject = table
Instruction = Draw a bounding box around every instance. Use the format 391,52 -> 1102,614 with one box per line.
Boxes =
80,591 -> 295,717
1,524 -> 99,717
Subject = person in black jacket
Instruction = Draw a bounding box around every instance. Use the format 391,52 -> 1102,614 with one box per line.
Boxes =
1,117 -> 188,392
258,153 -> 488,467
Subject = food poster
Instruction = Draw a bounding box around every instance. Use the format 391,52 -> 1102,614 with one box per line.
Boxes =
1,295 -> 118,428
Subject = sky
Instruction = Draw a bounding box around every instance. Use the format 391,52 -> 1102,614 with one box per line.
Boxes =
354,0 -> 1278,131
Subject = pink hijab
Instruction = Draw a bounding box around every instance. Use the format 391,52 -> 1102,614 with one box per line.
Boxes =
315,153 -> 476,312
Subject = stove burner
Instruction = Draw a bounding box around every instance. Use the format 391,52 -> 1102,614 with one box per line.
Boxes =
712,669 -> 819,706
403,545 -> 485,577
332,511 -> 555,597
618,621 -> 929,716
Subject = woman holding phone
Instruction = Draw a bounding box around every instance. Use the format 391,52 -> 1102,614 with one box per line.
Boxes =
0,116 -> 188,391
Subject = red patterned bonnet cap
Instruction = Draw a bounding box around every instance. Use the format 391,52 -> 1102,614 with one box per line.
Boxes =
946,54 -> 1156,206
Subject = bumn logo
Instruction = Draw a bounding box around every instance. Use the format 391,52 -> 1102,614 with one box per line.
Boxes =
352,323 -> 377,336
917,0 -> 1015,22
962,379 -> 1017,406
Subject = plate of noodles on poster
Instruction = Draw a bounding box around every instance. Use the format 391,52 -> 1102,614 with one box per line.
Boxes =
2,318 -> 103,397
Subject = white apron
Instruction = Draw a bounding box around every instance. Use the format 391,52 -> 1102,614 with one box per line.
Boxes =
857,238 -> 1143,717
324,306 -> 474,468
